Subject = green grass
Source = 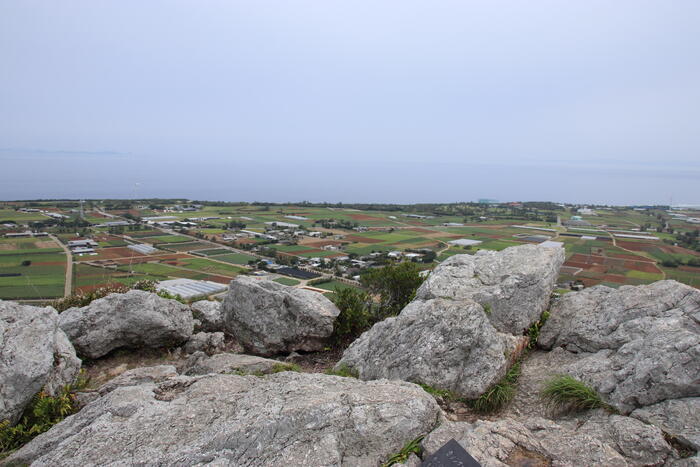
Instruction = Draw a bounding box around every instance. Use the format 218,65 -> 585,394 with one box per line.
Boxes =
470,362 -> 520,413
273,277 -> 300,286
310,280 -> 361,293
270,363 -> 301,373
0,251 -> 66,299
324,364 -> 359,378
161,241 -> 212,252
540,375 -> 612,413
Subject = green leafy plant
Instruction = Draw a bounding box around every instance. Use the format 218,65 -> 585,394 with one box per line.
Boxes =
383,436 -> 424,466
483,303 -> 492,314
0,372 -> 89,455
330,288 -> 373,345
470,362 -> 520,413
360,262 -> 424,319
540,375 -> 612,414
526,310 -> 550,349
324,364 -> 359,378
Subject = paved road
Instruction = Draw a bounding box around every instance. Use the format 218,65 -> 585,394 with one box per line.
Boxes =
50,234 -> 72,297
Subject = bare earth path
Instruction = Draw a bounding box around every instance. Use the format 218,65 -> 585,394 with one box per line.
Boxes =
50,234 -> 72,297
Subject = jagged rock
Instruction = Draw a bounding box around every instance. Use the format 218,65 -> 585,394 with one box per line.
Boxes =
190,300 -> 223,332
182,331 -> 225,355
182,351 -> 282,375
7,372 -> 440,466
416,244 -> 565,334
222,276 -> 340,356
631,398 -> 700,451
58,290 -> 194,359
336,298 -> 516,398
539,280 -> 700,414
0,301 -> 81,424
422,418 -> 630,467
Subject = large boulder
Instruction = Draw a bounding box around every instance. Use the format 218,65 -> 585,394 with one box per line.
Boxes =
539,280 -> 700,414
58,290 -> 194,359
416,244 -> 565,334
337,299 -> 517,398
336,244 -> 562,397
0,301 -> 81,424
422,415 -> 674,467
222,276 -> 340,356
190,299 -> 223,332
7,372 -> 440,466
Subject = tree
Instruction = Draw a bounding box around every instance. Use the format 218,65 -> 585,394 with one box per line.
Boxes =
330,288 -> 372,345
360,262 -> 424,319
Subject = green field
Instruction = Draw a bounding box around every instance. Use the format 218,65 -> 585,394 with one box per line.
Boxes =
178,257 -> 245,276
311,280 -> 361,293
273,277 -> 300,286
0,254 -> 66,299
211,253 -> 257,264
161,241 -> 213,252
191,248 -> 231,256
147,235 -> 193,244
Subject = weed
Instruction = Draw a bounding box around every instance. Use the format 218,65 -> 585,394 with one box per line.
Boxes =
540,375 -> 613,414
417,384 -> 456,401
383,436 -> 424,466
483,303 -> 492,314
270,363 -> 301,373
470,362 -> 520,413
324,364 -> 359,378
526,310 -> 550,349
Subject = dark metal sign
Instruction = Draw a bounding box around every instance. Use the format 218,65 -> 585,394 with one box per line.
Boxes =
421,439 -> 481,467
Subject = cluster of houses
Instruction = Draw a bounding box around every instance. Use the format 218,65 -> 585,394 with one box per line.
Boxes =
67,239 -> 99,255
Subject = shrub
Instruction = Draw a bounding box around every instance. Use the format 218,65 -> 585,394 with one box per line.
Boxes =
360,262 -> 424,319
383,436 -> 424,466
324,364 -> 359,378
52,283 -> 130,312
540,375 -> 612,414
470,362 -> 520,413
330,288 -> 373,345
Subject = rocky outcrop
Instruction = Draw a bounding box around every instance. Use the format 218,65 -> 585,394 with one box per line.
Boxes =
0,301 -> 81,424
337,299 -> 517,398
337,245 -> 562,397
222,276 -> 340,356
7,372 -> 440,466
182,331 -> 225,355
422,415 -> 674,467
58,290 -> 194,359
631,398 -> 700,451
182,351 -> 283,376
190,300 -> 223,332
539,280 -> 700,414
416,244 -> 564,334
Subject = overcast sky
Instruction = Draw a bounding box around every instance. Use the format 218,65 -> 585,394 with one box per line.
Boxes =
1,1 -> 698,205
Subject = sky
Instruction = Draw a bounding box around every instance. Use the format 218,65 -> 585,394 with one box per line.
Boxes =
1,1 -> 699,205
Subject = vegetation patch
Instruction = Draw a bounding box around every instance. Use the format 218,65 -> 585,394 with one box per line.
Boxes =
382,436 -> 424,467
540,375 -> 613,414
324,364 -> 359,378
469,362 -> 520,413
270,363 -> 301,373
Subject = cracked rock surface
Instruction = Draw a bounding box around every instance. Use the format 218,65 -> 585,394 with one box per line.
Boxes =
7,372 -> 440,466
539,280 -> 700,414
222,276 -> 340,356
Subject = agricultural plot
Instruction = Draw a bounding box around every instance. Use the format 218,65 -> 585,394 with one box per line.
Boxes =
147,235 -> 193,244
192,248 -> 233,256
73,263 -> 161,293
0,237 -> 66,299
126,230 -> 164,238
176,257 -> 245,276
310,280 -> 361,293
273,277 -> 300,286
161,241 -> 214,252
212,253 -> 257,264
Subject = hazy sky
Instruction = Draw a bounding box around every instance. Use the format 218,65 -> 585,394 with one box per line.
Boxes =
1,1 -> 699,205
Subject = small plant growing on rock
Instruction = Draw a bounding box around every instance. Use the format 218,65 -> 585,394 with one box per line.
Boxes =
526,310 -> 550,349
417,384 -> 455,401
470,362 -> 520,413
383,436 -> 424,466
270,363 -> 301,373
324,364 -> 359,378
540,375 -> 613,414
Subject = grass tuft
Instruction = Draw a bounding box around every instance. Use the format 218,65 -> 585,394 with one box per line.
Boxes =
324,364 -> 359,378
270,363 -> 301,373
470,362 -> 520,413
540,375 -> 612,413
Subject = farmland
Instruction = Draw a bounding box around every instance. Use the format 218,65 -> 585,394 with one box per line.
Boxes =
1,199 -> 699,301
